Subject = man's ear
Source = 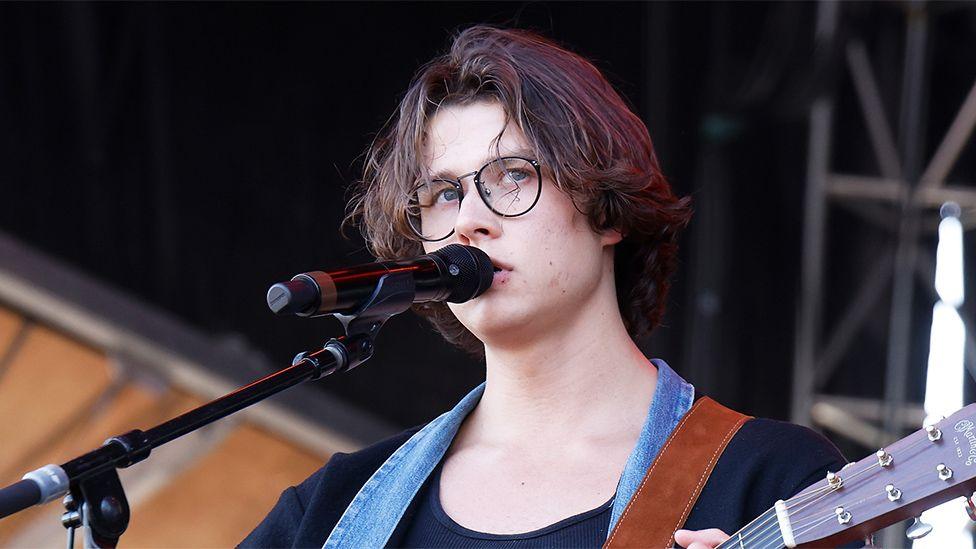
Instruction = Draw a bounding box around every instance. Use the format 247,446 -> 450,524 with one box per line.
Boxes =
600,227 -> 624,247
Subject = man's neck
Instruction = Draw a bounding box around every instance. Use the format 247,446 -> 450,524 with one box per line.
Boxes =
460,302 -> 658,451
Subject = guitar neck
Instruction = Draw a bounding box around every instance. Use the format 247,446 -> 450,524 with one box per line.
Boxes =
710,403 -> 976,548
714,507 -> 786,549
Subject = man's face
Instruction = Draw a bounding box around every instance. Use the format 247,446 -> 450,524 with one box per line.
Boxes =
422,101 -> 619,348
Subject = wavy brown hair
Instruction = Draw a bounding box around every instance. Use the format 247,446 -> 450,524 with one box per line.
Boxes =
346,25 -> 692,358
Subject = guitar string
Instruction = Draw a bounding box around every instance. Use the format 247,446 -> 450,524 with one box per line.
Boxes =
728,520 -> 788,549
728,480 -> 855,548
786,491 -> 889,545
791,487 -> 905,541
790,467 -> 947,541
713,508 -> 780,549
786,433 -> 932,512
786,435 -> 933,529
774,468 -> 949,549
781,433 -> 931,522
700,463 -> 878,549
707,427 -> 945,549
749,433 -> 949,549
721,508 -> 781,548
745,464 -> 932,549
715,508 -> 776,549
746,505 -> 825,549
739,470 -> 870,548
721,506 -> 793,548
698,480 -> 848,549
741,482 -> 921,549
720,507 -> 780,543
733,434 -> 937,548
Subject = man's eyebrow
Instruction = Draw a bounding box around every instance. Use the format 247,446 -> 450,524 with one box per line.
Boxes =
429,149 -> 536,180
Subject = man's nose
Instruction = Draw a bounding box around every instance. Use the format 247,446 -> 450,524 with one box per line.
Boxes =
454,181 -> 501,244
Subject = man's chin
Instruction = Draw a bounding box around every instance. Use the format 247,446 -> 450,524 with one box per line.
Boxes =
464,313 -> 539,347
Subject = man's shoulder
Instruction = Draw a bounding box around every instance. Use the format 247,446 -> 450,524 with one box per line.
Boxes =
729,417 -> 846,470
695,397 -> 846,491
683,414 -> 849,535
720,416 -> 849,498
331,425 -> 422,469
240,425 -> 423,548
296,424 -> 423,500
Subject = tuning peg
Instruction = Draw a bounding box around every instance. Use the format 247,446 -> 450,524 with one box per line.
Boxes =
826,471 -> 844,488
906,517 -> 933,540
966,493 -> 976,521
937,463 -> 953,481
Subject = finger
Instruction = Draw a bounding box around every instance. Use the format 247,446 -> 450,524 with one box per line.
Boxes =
674,529 -> 694,547
674,528 -> 730,548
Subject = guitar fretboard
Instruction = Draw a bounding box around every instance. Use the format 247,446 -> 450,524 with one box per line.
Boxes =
714,507 -> 785,549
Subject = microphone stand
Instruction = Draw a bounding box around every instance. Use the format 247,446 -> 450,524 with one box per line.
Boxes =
0,271 -> 416,548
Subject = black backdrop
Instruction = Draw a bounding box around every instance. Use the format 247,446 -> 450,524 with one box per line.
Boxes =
2,2 -> 974,444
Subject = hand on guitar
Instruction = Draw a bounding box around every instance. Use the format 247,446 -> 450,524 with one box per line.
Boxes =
674,528 -> 730,549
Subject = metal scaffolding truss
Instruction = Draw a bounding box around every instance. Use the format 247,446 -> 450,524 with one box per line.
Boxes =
793,0 -> 976,448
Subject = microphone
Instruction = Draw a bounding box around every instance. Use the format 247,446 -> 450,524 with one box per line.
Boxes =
267,244 -> 493,317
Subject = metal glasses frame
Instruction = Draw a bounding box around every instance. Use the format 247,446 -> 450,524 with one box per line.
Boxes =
407,157 -> 543,242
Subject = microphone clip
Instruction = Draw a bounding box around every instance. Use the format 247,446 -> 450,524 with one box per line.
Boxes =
295,270 -> 416,379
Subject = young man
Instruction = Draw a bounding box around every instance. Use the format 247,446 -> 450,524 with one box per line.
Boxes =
242,26 -> 846,549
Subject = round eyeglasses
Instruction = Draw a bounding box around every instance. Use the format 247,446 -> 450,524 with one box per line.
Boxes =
406,157 -> 543,242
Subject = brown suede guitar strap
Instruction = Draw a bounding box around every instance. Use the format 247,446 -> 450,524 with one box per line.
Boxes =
604,397 -> 751,549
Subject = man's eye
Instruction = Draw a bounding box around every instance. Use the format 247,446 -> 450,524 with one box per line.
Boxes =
435,188 -> 460,203
504,169 -> 529,184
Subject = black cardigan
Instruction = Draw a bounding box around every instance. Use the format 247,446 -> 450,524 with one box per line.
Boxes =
241,417 -> 848,548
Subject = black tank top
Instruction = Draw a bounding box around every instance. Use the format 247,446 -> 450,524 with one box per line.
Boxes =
400,461 -> 613,548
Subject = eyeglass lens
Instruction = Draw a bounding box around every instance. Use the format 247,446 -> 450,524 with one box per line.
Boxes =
408,157 -> 540,241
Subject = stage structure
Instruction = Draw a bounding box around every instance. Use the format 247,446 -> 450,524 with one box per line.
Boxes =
792,1 -> 976,545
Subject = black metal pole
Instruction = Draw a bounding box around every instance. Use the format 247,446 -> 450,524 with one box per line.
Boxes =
70,350 -> 327,477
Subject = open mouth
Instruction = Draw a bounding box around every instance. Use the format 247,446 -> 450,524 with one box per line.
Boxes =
489,260 -> 512,285
486,256 -> 512,284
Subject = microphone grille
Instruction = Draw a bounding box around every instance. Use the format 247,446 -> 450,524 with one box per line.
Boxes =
432,244 -> 494,303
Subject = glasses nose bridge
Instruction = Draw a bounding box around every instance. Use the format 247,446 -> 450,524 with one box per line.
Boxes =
453,167 -> 496,227
454,169 -> 485,207
455,170 -> 479,187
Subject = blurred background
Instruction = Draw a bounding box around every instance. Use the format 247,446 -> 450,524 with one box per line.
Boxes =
0,1 -> 974,547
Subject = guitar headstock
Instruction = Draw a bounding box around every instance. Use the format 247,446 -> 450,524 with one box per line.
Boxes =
783,403 -> 976,547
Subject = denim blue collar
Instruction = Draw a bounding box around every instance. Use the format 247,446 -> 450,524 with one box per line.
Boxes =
323,359 -> 694,548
